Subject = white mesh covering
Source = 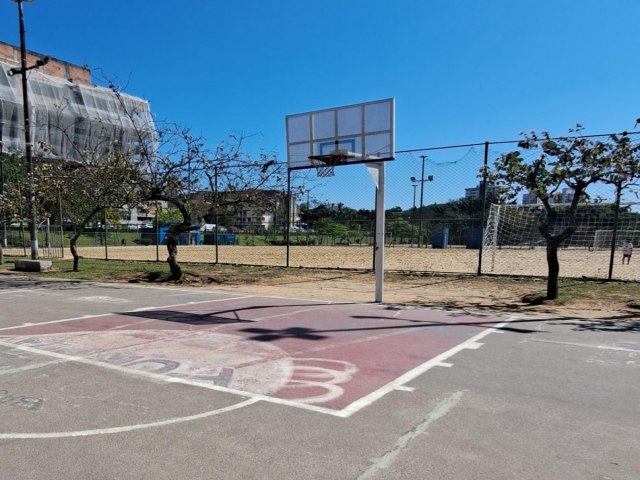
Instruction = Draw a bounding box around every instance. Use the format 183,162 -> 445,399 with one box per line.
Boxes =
0,61 -> 154,161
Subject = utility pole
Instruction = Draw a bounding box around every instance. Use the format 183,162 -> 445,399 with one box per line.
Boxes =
411,155 -> 433,248
8,0 -> 50,259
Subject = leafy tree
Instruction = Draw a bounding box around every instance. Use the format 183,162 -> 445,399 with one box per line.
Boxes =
105,208 -> 122,229
0,152 -> 65,262
490,126 -> 640,299
387,218 -> 413,245
59,147 -> 146,271
316,218 -> 348,244
157,207 -> 184,226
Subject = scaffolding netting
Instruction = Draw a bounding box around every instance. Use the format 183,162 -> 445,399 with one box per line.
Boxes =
0,61 -> 154,162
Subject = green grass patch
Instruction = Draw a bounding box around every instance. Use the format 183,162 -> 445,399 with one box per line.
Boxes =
1,256 -> 292,285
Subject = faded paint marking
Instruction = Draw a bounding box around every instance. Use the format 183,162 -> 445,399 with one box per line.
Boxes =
356,391 -> 464,479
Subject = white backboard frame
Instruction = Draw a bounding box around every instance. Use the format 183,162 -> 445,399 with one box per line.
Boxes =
286,98 -> 395,171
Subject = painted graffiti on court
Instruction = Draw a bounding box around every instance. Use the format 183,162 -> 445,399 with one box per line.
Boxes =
1,330 -> 292,395
278,358 -> 358,404
0,331 -> 358,406
0,389 -> 43,411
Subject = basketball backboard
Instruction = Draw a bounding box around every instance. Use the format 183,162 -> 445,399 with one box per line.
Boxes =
286,98 -> 395,172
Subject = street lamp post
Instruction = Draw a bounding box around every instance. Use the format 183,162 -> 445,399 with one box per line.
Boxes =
411,155 -> 434,248
8,0 -> 49,259
411,183 -> 417,247
411,184 -> 417,216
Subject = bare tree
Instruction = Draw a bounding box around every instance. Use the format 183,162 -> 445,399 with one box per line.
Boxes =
106,82 -> 290,280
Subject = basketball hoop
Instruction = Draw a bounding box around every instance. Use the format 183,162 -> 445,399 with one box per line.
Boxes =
314,164 -> 335,177
309,152 -> 351,177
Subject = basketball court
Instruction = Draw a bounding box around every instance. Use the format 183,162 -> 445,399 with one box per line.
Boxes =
0,275 -> 513,439
1,276 -> 638,480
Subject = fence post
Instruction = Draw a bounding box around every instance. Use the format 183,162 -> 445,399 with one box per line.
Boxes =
58,188 -> 64,258
417,155 -> 426,248
155,204 -> 160,262
103,207 -> 108,260
372,189 -> 377,270
18,185 -> 26,256
477,141 -> 489,276
607,181 -> 622,280
45,217 -> 51,257
214,166 -> 219,264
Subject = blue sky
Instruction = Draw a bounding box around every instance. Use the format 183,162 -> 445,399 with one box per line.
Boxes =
1,0 -> 638,209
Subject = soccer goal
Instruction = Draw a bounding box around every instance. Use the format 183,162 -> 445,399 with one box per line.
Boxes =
483,203 -> 640,276
483,203 -> 610,248
592,229 -> 640,250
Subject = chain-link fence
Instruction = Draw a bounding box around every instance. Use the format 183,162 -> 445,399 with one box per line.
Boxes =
4,132 -> 639,281
2,223 -> 64,258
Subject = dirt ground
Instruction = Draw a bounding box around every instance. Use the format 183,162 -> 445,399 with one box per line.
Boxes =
3,246 -> 639,323
113,266 -> 638,324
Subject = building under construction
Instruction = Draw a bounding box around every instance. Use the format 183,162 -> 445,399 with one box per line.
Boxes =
0,41 -> 153,162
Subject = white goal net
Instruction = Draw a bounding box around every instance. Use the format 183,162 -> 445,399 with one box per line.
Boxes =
592,229 -> 640,250
481,203 -> 640,278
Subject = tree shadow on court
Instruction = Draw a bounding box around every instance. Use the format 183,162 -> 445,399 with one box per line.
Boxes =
350,315 -> 544,333
545,313 -> 640,332
120,302 -> 353,326
240,316 -> 545,342
240,327 -> 327,341
122,310 -> 256,325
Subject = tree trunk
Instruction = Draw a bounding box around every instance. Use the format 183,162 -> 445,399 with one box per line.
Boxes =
70,237 -> 80,272
166,234 -> 183,280
546,241 -> 560,300
70,207 -> 101,272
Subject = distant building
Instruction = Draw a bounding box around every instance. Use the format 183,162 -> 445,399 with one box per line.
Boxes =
522,188 -> 575,205
118,203 -> 166,230
553,188 -> 575,204
190,189 -> 299,232
522,191 -> 540,205
464,182 -> 502,200
235,191 -> 300,231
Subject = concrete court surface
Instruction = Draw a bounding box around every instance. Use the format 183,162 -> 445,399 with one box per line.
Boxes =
0,275 -> 638,479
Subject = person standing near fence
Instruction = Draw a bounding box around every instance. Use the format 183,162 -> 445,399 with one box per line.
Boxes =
622,239 -> 633,265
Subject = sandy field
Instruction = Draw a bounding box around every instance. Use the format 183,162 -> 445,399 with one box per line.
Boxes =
22,244 -> 632,281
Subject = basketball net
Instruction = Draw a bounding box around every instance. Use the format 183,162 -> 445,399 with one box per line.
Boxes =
315,164 -> 336,177
310,153 -> 347,177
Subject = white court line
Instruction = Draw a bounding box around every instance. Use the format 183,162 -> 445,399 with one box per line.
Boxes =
337,316 -> 516,417
0,398 -> 259,439
0,337 -> 349,418
0,303 -> 514,422
128,295 -> 250,312
528,338 -> 640,353
0,295 -> 250,332
0,319 -> 513,418
0,315 -> 515,419
0,313 -> 114,332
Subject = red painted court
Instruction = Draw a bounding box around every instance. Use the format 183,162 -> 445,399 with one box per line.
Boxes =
0,296 -> 509,415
